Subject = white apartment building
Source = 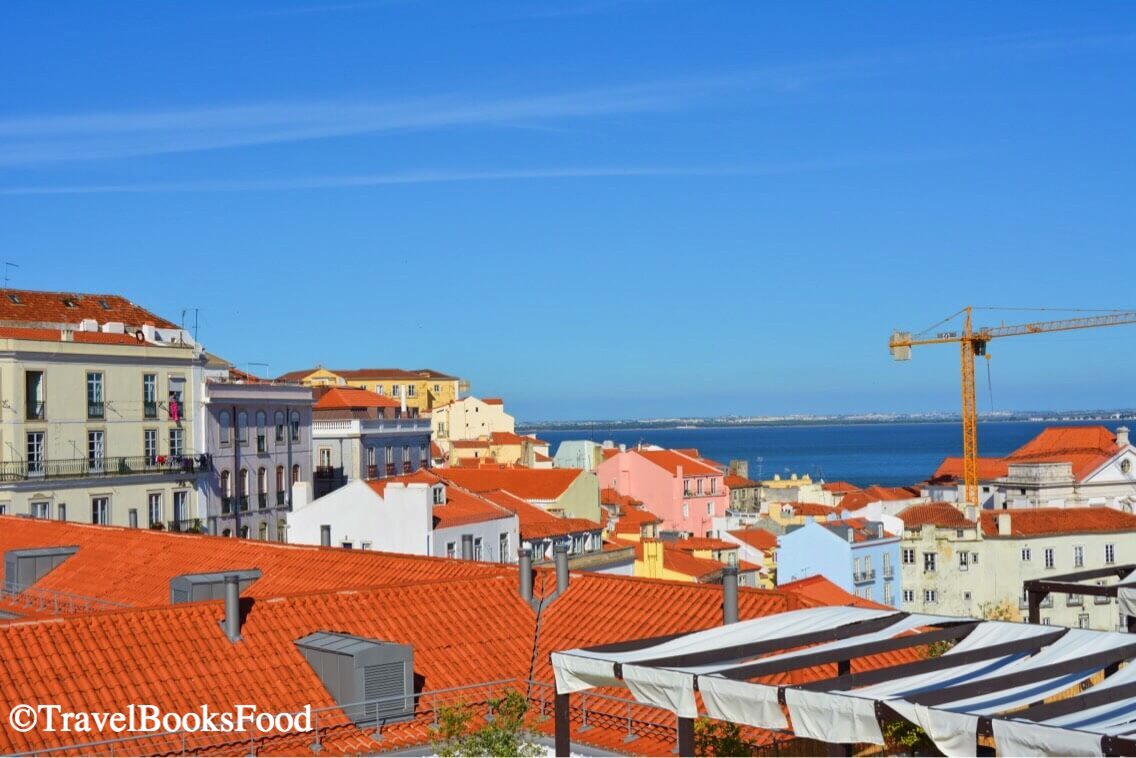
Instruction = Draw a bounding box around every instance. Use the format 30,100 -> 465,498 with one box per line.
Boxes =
0,290 -> 206,529
430,395 -> 515,455
899,503 -> 1136,630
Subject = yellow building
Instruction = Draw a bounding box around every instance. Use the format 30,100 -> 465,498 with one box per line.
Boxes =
0,289 -> 205,528
276,367 -> 465,415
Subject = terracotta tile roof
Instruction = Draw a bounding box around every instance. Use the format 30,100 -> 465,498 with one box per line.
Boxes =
676,448 -> 702,458
336,368 -> 456,380
780,501 -> 839,517
659,545 -> 724,580
838,485 -> 920,511
898,502 -> 975,529
931,456 -> 1010,481
1006,425 -> 1121,480
815,518 -> 897,542
479,490 -> 600,540
439,467 -> 584,502
534,452 -> 552,463
778,575 -> 893,610
482,398 -> 504,405
979,507 -> 1136,538
601,448 -> 620,460
0,516 -> 511,608
727,527 -> 778,551
451,439 -> 491,449
600,487 -> 642,508
821,481 -> 861,494
312,386 -> 400,411
489,431 -> 528,445
0,326 -> 167,346
0,576 -> 535,756
725,474 -> 759,488
430,442 -> 444,458
432,493 -> 514,529
0,288 -> 178,329
633,449 -> 722,478
275,367 -> 322,382
669,536 -> 736,552
611,505 -> 662,531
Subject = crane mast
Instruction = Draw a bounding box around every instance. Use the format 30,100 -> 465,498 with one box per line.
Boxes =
889,307 -> 1136,508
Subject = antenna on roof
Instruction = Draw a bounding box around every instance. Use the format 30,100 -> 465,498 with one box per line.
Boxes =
2,261 -> 18,288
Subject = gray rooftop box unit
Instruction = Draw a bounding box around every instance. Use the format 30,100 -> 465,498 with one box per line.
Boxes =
3,546 -> 78,592
295,631 -> 414,727
169,569 -> 262,604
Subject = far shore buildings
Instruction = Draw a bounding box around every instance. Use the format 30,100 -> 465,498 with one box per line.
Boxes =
275,366 -> 465,415
596,446 -> 728,535
925,425 -> 1136,511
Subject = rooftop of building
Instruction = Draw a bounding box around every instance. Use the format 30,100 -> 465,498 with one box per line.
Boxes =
438,467 -> 585,501
312,386 -> 401,411
838,485 -> 922,511
724,473 -> 760,488
932,425 -> 1128,484
667,536 -> 737,552
727,526 -> 779,551
631,448 -> 723,478
0,288 -> 178,329
898,502 -> 976,529
978,507 -> 1136,538
479,490 -> 601,540
787,517 -> 896,543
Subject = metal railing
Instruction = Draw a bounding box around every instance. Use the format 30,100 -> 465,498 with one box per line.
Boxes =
0,455 -> 202,482
276,491 -> 286,507
258,493 -> 268,509
853,570 -> 876,584
88,401 -> 105,419
167,518 -> 206,534
1,581 -> 129,616
883,566 -> 895,579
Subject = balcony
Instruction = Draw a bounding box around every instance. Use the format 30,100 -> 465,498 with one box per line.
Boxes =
402,461 -> 412,474
367,464 -> 378,479
167,518 -> 206,534
143,401 -> 158,419
386,463 -> 396,477
257,493 -> 268,510
0,455 -> 203,482
238,495 -> 250,512
853,570 -> 877,584
257,435 -> 267,453
25,402 -> 45,421
222,496 -> 233,514
882,566 -> 895,579
88,401 -> 105,419
312,417 -> 431,437
276,491 -> 286,507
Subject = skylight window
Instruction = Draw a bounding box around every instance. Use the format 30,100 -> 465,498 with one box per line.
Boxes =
97,299 -> 110,310
7,294 -> 21,304
62,297 -> 77,308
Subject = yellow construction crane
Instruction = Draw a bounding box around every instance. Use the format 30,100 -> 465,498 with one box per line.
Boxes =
889,307 -> 1136,507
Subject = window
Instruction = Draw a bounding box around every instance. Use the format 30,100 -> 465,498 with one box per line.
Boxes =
402,445 -> 411,464
238,411 -> 249,445
258,468 -> 267,508
882,552 -> 892,576
91,497 -> 109,525
169,427 -> 183,457
710,478 -> 717,495
1078,614 -> 1091,629
274,411 -> 285,443
1067,593 -> 1083,607
1096,580 -> 1112,604
706,502 -> 713,515
129,509 -> 138,529
923,589 -> 938,604
1106,543 -> 1116,565
361,542 -> 372,550
883,582 -> 894,606
433,384 -> 440,392
923,552 -> 937,572
292,464 -> 300,484
168,376 -> 185,403
963,591 -> 972,602
971,552 -> 979,564
0,503 -> 7,516
256,411 -> 267,452
25,370 -> 45,419
696,479 -> 704,495
433,486 -> 445,505
446,542 -> 456,559
239,468 -> 249,511
682,504 -> 689,519
87,430 -> 105,471
406,385 -> 416,397
499,532 -> 510,563
959,551 -> 970,571
259,522 -> 269,541
1074,545 -> 1084,568
1021,547 -> 1032,562
1044,548 -> 1055,569
318,448 -> 332,468
276,465 -> 285,492
57,503 -> 66,521
955,529 -> 965,538
219,410 -> 231,445
26,432 -> 45,474
144,429 -> 158,464
221,470 -> 232,513
31,501 -> 50,519
173,491 -> 187,523
385,446 -> 394,465
290,411 -> 300,442
853,557 -> 861,577
143,374 -> 158,417
148,493 -> 162,527
473,537 -> 483,560
902,548 -> 915,565
87,372 -> 104,418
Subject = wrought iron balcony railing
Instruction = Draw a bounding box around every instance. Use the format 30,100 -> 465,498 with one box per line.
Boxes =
0,454 -> 202,482
87,401 -> 105,419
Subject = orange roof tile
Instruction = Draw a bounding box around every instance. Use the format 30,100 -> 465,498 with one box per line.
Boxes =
336,367 -> 456,380
611,505 -> 662,531
979,507 -> 1136,537
778,575 -> 893,610
430,442 -> 444,458
821,481 -> 861,494
781,502 -> 839,517
724,474 -> 759,488
1006,425 -> 1121,480
669,536 -> 736,552
479,490 -> 600,540
0,326 -> 170,346
0,288 -> 178,329
898,502 -> 975,529
451,439 -> 491,448
932,456 -> 1010,481
534,452 -> 552,462
439,467 -> 584,501
482,397 -> 504,405
727,527 -> 778,551
600,487 -> 643,508
601,448 -> 620,460
633,449 -> 722,477
312,386 -> 400,411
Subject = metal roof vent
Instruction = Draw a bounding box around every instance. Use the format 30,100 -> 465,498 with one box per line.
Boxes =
3,546 -> 79,592
169,569 -> 261,604
295,631 -> 414,727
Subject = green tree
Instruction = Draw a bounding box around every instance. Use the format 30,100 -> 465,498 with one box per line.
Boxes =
694,717 -> 756,756
432,689 -> 542,757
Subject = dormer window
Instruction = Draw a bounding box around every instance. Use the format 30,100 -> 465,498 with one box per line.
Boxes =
97,299 -> 110,310
7,294 -> 21,304
432,485 -> 445,505
62,297 -> 77,308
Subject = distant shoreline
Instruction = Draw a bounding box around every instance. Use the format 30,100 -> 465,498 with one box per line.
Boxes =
518,413 -> 1135,434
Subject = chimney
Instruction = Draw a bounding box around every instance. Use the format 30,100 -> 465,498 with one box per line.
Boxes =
1118,426 -> 1130,448
642,539 -> 664,579
722,566 -> 739,624
461,534 -> 474,560
554,543 -> 570,594
619,443 -> 626,453
965,505 -> 978,522
60,329 -> 74,342
998,512 -> 1012,536
320,524 -> 331,547
400,385 -> 407,415
518,548 -> 533,602
223,574 -> 242,642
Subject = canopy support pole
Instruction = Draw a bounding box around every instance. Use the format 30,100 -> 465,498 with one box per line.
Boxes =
555,692 -> 570,757
677,716 -> 694,756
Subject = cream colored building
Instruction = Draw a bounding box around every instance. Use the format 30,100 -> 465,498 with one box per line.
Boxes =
431,396 -> 515,454
0,292 -> 206,529
899,504 -> 1136,630
275,367 -> 464,415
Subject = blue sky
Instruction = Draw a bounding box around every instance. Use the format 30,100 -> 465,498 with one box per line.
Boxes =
2,1 -> 1134,421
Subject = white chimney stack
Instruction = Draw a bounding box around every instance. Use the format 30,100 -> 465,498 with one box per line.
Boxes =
1117,426 -> 1130,448
400,384 -> 407,415
998,512 -> 1012,536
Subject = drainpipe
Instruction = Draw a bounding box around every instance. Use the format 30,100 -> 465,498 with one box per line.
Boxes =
232,404 -> 241,538
285,404 -> 294,511
722,566 -> 739,624
518,548 -> 533,602
223,574 -> 242,642
554,543 -> 570,594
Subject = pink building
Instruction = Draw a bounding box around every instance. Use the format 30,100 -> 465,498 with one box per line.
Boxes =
595,447 -> 728,535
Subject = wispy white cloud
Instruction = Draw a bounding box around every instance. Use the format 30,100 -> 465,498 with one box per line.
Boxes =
0,151 -> 961,195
